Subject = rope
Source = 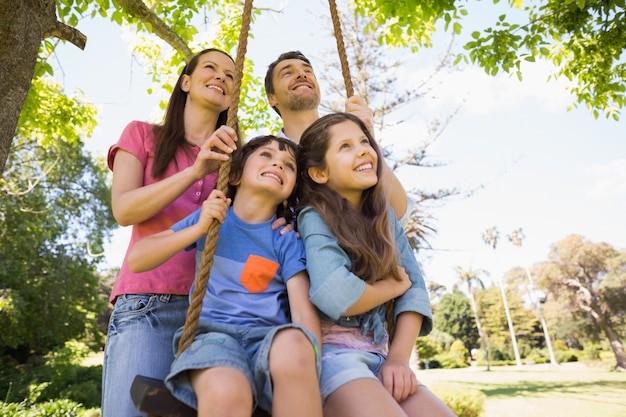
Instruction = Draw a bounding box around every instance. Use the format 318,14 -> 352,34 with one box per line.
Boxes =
328,0 -> 354,98
176,0 -> 254,357
328,0 -> 397,342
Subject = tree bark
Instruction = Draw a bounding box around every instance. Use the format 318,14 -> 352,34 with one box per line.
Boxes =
0,0 -> 86,177
593,309 -> 626,371
0,0 -> 54,175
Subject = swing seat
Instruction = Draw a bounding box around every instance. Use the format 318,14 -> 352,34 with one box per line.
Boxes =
131,375 -> 271,417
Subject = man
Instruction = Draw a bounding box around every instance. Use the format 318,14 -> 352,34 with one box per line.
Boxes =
264,51 -> 412,223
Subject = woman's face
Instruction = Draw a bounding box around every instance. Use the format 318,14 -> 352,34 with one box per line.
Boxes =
182,51 -> 236,112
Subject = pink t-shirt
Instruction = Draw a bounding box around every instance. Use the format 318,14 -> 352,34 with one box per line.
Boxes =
107,121 -> 219,303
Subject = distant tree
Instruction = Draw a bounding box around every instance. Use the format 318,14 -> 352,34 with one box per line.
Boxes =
502,267 -> 548,353
434,289 -> 479,359
455,266 -> 490,368
535,234 -> 626,371
428,281 -> 449,308
482,225 -> 522,366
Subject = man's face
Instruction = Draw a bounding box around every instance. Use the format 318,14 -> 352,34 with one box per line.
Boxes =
267,59 -> 321,114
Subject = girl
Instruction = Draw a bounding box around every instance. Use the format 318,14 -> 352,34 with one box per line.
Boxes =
297,113 -> 456,417
128,136 -> 322,417
103,48 -> 241,417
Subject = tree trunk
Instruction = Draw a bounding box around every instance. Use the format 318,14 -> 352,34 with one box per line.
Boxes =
597,312 -> 626,371
0,0 -> 57,176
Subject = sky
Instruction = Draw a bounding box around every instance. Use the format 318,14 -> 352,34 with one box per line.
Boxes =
51,0 -> 626,293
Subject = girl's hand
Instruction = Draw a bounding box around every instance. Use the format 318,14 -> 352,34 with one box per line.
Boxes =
380,267 -> 411,298
395,267 -> 411,294
271,216 -> 295,235
191,125 -> 238,179
377,357 -> 419,403
197,189 -> 231,230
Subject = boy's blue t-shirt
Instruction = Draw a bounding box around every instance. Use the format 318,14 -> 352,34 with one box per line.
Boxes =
172,206 -> 306,327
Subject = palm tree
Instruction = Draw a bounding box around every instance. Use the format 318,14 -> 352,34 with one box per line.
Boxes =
482,226 -> 522,367
507,228 -> 558,366
456,266 -> 490,370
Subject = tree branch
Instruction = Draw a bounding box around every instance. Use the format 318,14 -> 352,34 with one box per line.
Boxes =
116,0 -> 194,62
44,21 -> 86,50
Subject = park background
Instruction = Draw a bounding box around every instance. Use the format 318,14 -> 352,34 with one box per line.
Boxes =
53,0 -> 626,290
2,0 -> 626,416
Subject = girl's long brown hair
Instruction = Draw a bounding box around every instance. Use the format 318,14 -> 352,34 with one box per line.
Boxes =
151,48 -> 236,179
297,113 -> 401,284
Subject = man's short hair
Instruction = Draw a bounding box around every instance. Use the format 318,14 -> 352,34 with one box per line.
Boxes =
264,51 -> 312,96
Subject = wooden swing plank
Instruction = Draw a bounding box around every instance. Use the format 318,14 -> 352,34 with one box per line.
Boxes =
131,375 -> 195,417
130,374 -> 271,417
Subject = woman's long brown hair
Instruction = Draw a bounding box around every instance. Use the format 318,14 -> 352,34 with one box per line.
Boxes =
297,113 -> 401,284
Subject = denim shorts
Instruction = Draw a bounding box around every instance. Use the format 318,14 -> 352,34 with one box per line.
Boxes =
165,321 -> 320,413
319,345 -> 386,401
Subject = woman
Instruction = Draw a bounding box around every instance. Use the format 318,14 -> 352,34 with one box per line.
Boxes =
102,48 -> 239,417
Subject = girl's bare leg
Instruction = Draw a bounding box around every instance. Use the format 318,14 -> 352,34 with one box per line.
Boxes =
323,378 -> 408,417
269,328 -> 323,417
400,385 -> 457,417
190,366 -> 253,417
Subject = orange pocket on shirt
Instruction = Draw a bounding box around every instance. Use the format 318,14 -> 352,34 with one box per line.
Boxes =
240,255 -> 279,293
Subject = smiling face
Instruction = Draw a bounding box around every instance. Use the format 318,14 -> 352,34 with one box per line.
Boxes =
236,139 -> 298,205
181,50 -> 235,112
309,120 -> 379,207
267,58 -> 321,114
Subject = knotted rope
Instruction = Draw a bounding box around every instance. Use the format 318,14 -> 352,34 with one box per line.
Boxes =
176,0 -> 254,357
328,0 -> 354,98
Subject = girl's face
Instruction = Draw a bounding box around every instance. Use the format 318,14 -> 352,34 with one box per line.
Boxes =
182,51 -> 235,112
311,120 -> 378,206
239,140 -> 297,204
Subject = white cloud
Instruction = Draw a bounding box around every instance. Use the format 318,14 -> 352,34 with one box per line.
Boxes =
403,60 -> 574,116
584,158 -> 626,199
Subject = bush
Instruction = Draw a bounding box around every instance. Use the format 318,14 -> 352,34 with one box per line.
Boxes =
431,385 -> 486,417
0,399 -> 99,417
0,342 -> 102,412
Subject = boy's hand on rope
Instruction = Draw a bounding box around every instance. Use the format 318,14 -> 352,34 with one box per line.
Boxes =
198,189 -> 231,231
191,125 -> 239,179
345,95 -> 374,135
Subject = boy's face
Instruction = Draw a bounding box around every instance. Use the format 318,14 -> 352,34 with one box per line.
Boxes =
240,140 -> 297,203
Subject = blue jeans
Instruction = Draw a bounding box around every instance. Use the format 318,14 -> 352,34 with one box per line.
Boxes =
101,294 -> 189,417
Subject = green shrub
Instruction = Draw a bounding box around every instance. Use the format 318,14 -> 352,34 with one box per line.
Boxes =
435,340 -> 470,369
0,342 -> 102,411
0,399 -> 98,417
431,385 -> 486,417
0,401 -> 24,417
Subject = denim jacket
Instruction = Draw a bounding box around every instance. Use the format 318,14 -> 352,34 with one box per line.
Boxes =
298,206 -> 433,343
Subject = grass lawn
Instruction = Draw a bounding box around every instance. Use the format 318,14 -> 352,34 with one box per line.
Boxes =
417,361 -> 626,417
